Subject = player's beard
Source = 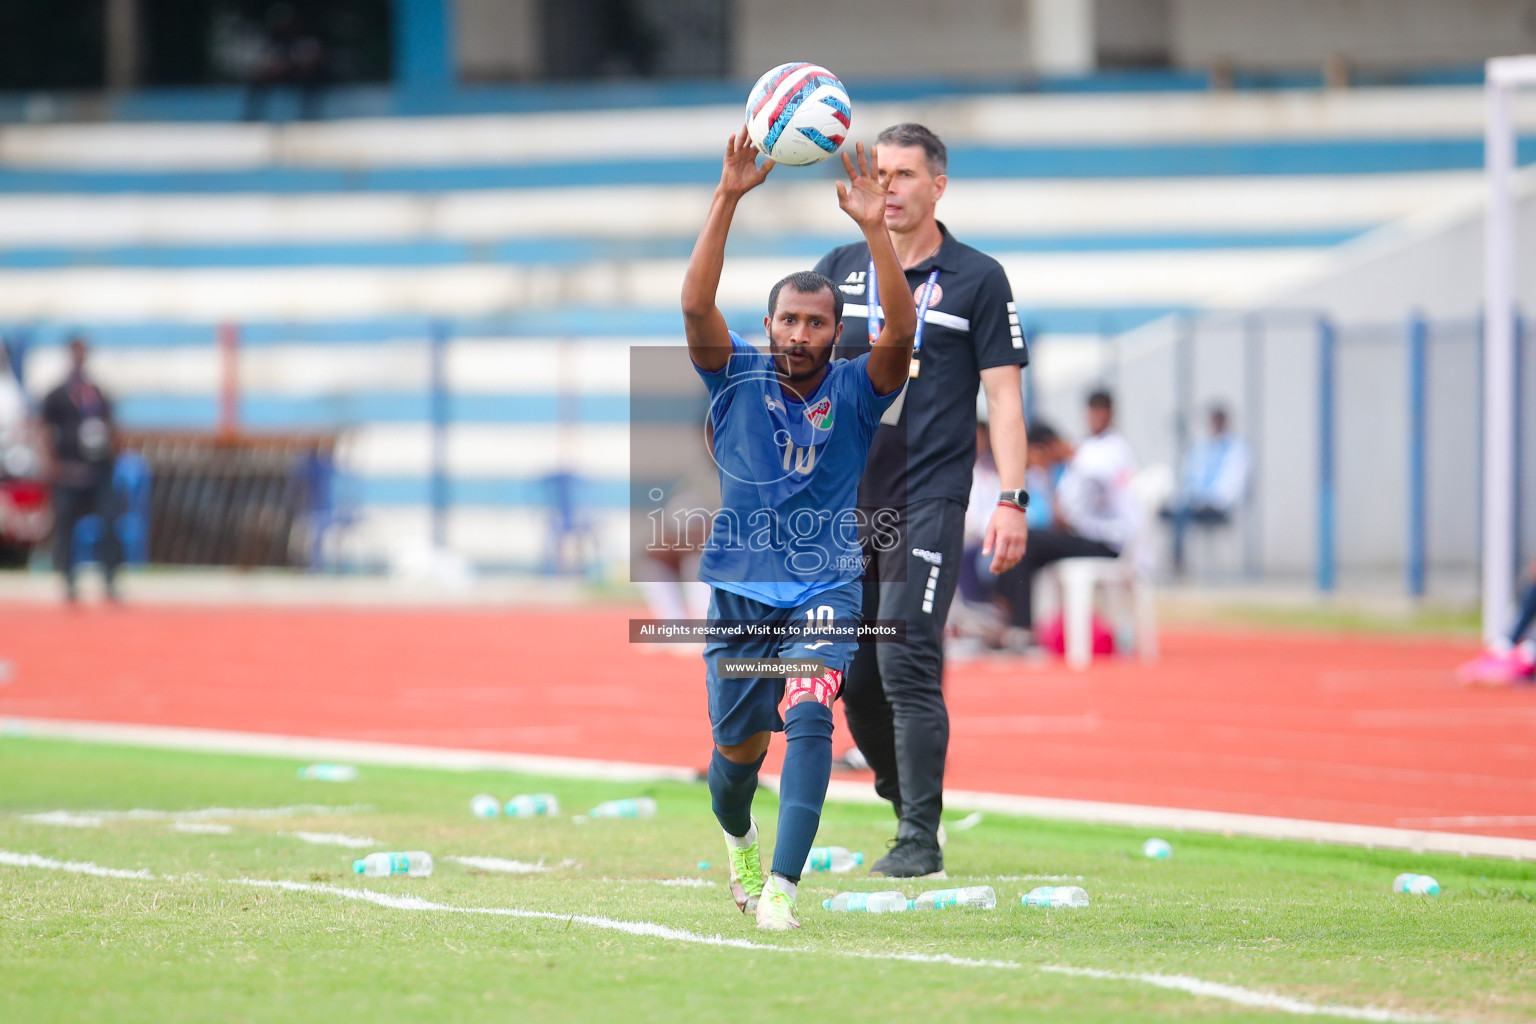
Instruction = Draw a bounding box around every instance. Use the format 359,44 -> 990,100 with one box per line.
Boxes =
771,340 -> 832,385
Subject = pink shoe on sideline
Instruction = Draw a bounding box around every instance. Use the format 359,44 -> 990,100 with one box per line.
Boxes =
1456,648 -> 1536,686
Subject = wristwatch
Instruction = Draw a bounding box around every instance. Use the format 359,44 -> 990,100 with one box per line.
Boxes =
998,488 -> 1030,511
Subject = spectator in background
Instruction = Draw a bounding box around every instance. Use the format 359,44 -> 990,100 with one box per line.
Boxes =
1457,557 -> 1536,686
1004,390 -> 1138,634
1024,421 -> 1071,531
1161,404 -> 1250,576
41,336 -> 122,604
956,419 -> 1072,644
232,3 -> 329,121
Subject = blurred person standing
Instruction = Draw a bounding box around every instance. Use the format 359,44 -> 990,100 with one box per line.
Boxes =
1160,404 -> 1250,576
815,123 -> 1030,878
41,337 -> 122,603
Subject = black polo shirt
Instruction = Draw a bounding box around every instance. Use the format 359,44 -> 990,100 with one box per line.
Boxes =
815,222 -> 1027,512
41,375 -> 115,487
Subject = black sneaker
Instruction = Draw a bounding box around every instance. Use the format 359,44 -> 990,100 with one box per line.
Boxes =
868,835 -> 946,879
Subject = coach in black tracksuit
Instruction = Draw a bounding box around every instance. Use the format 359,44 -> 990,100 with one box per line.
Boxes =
815,123 -> 1030,877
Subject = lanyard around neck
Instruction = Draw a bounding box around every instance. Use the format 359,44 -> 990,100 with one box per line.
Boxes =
867,259 -> 940,355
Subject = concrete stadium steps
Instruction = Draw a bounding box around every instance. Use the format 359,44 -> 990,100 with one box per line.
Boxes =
23,336 -> 632,397
0,174 -> 1478,248
332,505 -> 630,569
3,85 -> 1517,571
1,87 -> 1531,172
3,139 -> 1531,193
0,249 -> 1333,321
19,332 -> 641,568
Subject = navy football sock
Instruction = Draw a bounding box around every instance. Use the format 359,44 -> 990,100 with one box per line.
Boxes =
770,702 -> 834,881
708,749 -> 764,838
1510,579 -> 1536,646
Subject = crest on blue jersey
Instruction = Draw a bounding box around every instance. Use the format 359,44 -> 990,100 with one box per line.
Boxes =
804,396 -> 835,432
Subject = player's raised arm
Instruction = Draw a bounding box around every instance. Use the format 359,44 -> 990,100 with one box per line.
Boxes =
838,144 -> 915,395
682,128 -> 775,373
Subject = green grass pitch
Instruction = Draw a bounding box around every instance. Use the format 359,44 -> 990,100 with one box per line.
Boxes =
2,736 -> 1533,1023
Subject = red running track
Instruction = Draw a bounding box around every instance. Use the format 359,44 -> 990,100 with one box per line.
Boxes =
1,602 -> 1532,840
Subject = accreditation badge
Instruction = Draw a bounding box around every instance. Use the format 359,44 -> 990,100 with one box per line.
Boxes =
78,417 -> 110,459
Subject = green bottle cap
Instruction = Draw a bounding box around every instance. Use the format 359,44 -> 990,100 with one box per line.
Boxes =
352,860 -> 365,873
822,898 -> 833,910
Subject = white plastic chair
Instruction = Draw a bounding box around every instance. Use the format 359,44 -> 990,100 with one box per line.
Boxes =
1049,465 -> 1174,671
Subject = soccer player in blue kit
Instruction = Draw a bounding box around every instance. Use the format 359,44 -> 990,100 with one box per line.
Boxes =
681,129 -> 916,930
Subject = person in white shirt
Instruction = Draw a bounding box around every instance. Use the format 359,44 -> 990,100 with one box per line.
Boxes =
1007,389 -> 1138,632
1160,404 -> 1250,575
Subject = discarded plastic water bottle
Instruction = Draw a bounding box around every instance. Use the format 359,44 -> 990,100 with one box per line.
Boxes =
353,852 -> 433,878
822,890 -> 910,913
1142,837 -> 1173,859
297,763 -> 357,782
1022,885 -> 1090,908
470,794 -> 501,818
802,846 -> 864,874
588,797 -> 657,819
1393,872 -> 1440,895
911,885 -> 997,910
504,794 -> 560,818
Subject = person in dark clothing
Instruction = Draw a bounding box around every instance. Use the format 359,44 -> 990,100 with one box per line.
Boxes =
815,124 -> 1030,878
41,336 -> 122,603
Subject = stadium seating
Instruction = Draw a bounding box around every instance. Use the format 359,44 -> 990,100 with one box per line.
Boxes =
0,82 -> 1502,572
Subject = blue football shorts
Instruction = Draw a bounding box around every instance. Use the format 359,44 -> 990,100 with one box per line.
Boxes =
702,581 -> 862,746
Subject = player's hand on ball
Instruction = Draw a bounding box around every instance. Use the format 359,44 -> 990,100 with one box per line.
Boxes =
718,127 -> 774,197
836,143 -> 887,229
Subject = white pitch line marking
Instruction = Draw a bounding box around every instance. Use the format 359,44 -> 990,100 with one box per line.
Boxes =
14,716 -> 1535,860
282,831 -> 378,849
171,822 -> 234,835
0,849 -> 1464,1023
233,877 -> 769,950
0,850 -> 154,879
20,811 -> 106,828
450,856 -> 559,874
1040,966 -> 1446,1023
19,805 -> 368,829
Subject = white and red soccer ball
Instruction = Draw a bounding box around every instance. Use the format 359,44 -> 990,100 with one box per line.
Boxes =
745,62 -> 852,166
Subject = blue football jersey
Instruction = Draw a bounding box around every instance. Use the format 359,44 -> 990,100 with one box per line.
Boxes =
695,331 -> 902,607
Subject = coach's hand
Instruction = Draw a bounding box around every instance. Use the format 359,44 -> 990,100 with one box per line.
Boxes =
836,142 -> 886,229
718,127 -> 774,197
983,504 -> 1029,575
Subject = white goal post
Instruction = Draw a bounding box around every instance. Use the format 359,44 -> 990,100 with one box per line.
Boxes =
1485,56 -> 1536,644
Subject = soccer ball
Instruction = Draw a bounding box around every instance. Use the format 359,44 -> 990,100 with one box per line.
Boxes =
745,62 -> 851,166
